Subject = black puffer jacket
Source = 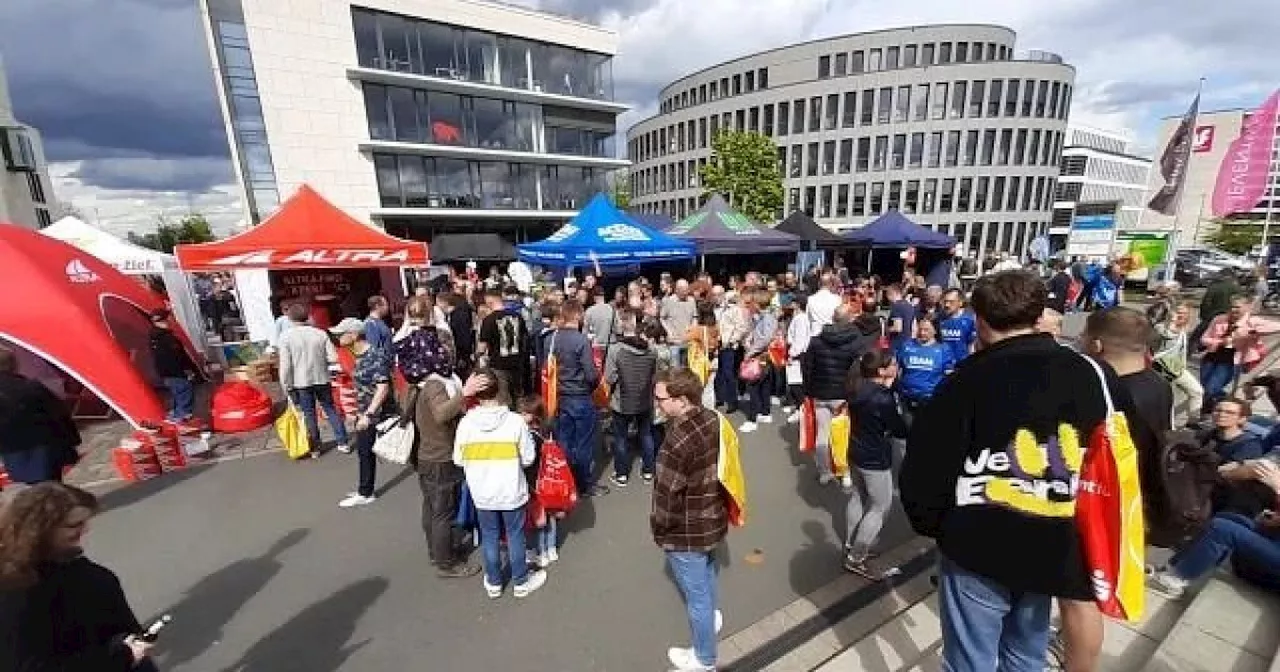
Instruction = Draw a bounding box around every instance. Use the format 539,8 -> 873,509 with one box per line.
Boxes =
803,320 -> 879,400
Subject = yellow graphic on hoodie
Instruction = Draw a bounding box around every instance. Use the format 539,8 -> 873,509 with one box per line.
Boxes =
957,424 -> 1083,517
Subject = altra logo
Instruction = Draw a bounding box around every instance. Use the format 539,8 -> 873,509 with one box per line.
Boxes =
65,259 -> 100,283
209,249 -> 411,265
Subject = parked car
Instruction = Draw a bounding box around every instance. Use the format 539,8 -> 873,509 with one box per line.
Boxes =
1174,248 -> 1254,286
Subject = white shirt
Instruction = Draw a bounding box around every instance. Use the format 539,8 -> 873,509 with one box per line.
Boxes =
808,289 -> 841,332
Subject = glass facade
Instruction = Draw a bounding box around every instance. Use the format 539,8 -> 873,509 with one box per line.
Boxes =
353,7 -> 614,101
214,19 -> 279,221
374,152 -> 605,210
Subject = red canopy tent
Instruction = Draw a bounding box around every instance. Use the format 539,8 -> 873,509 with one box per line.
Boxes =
0,223 -> 199,427
175,185 -> 428,270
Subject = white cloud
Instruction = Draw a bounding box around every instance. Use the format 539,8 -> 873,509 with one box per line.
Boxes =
49,162 -> 245,238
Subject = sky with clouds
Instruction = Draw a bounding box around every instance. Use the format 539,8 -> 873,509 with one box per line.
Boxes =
1,0 -> 1276,237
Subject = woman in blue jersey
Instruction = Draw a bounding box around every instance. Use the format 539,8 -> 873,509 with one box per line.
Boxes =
895,319 -> 955,420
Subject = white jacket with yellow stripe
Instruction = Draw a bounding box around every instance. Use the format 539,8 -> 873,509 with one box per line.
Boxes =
453,404 -> 536,511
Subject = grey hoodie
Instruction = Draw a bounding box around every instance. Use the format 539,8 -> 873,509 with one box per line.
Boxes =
604,336 -> 658,414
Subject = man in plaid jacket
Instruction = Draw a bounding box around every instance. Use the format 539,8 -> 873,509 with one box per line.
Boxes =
652,367 -> 727,672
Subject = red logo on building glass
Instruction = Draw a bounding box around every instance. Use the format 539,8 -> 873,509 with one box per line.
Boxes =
1193,126 -> 1215,153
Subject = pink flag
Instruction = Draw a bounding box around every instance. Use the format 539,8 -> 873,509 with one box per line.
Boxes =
1211,90 -> 1280,217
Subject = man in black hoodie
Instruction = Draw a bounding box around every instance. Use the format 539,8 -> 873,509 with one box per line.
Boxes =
803,307 -> 879,487
148,309 -> 200,423
901,270 -> 1120,672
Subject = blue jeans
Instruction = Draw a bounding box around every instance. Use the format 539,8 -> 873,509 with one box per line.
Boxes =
612,411 -> 655,478
669,344 -> 688,368
478,507 -> 529,586
557,395 -> 598,493
1199,360 -> 1238,415
714,347 -> 740,410
537,517 -> 559,555
290,384 -> 349,452
353,425 -> 376,497
163,376 -> 195,421
938,555 -> 1052,672
744,364 -> 773,422
667,551 -> 719,667
1172,513 -> 1280,591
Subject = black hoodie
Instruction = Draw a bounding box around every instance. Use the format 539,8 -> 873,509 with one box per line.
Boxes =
803,319 -> 879,400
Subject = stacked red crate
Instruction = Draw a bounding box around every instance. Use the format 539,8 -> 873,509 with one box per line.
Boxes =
112,431 -> 164,482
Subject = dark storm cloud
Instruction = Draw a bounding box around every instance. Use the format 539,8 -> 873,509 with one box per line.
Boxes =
0,0 -> 230,192
69,157 -> 233,193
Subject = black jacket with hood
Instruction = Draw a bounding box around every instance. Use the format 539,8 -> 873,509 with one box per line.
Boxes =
803,318 -> 879,400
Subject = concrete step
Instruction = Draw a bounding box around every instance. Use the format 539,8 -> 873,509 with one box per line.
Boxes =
1046,587 -> 1189,671
1142,575 -> 1280,672
811,592 -> 942,672
903,645 -> 942,672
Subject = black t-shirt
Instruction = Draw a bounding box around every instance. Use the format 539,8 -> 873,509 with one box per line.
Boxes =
479,309 -> 528,372
1119,368 -> 1174,519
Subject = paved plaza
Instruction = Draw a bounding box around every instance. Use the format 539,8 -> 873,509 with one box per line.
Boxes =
82,414 -> 913,671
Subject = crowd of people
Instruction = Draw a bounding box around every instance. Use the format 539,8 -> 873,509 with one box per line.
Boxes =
8,247 -> 1280,671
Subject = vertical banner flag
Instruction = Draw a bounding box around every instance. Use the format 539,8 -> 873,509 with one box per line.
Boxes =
1211,90 -> 1280,217
1148,94 -> 1201,215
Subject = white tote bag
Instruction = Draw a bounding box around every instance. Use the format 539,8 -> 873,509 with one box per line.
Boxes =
372,387 -> 420,465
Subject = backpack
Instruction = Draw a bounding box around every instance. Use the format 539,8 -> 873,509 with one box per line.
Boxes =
1146,429 -> 1220,549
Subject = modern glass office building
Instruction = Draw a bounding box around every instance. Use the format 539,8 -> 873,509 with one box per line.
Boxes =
199,0 -> 628,242
627,25 -> 1075,261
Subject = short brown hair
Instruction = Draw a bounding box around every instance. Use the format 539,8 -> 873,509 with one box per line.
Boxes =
367,295 -> 387,311
970,270 -> 1046,331
471,369 -> 502,402
286,302 -> 309,323
1218,396 -> 1252,418
656,367 -> 703,405
1084,307 -> 1151,354
517,395 -> 546,421
560,299 -> 583,321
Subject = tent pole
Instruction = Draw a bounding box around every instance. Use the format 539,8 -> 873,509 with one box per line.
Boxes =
700,255 -> 706,273
867,249 -> 873,273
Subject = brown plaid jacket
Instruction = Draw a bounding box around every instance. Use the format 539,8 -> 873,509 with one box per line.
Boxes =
651,406 -> 728,552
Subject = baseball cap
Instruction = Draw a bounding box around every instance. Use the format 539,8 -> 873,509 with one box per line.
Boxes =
328,318 -> 365,335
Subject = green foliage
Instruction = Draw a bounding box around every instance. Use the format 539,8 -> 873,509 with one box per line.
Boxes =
127,214 -> 216,252
698,130 -> 784,224
1203,217 -> 1265,256
609,171 -> 631,209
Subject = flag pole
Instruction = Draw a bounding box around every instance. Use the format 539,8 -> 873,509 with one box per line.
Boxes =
1171,77 -> 1206,256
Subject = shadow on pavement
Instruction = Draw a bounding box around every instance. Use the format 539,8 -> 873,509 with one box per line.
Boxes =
95,463 -> 217,512
374,465 -> 415,498
152,528 -> 309,670
788,520 -> 841,598
219,576 -> 389,672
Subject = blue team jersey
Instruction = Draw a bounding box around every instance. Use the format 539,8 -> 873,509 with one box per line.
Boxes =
896,340 -> 955,401
938,312 -> 977,362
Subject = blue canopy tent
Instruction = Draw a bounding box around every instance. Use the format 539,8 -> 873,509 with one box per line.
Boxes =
843,210 -> 955,248
517,193 -> 696,267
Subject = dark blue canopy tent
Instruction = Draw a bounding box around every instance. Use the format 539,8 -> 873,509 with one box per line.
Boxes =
625,211 -> 677,232
843,210 -> 955,248
517,193 -> 696,267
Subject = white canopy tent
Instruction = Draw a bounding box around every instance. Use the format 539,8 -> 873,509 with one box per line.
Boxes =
41,216 -> 210,357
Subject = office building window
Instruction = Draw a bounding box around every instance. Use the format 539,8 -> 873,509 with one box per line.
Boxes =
891,134 -> 906,170
699,84 -> 707,103
1022,80 -> 1035,116
913,84 -> 929,121
877,87 -> 893,123
818,55 -> 831,79
788,188 -> 800,213
909,132 -> 924,168
873,135 -> 888,171
834,52 -> 848,76
822,140 -> 836,174
1048,82 -> 1060,118
956,42 -> 969,62
708,115 -> 719,140
762,106 -> 773,137
870,182 -> 884,214
825,93 -> 839,129
868,48 -> 882,71
777,102 -> 789,136
789,145 -> 802,177
851,50 -> 865,73
944,130 -> 961,167
922,178 -> 936,213
861,90 -> 875,126
1013,129 -> 1027,165
939,42 -> 952,63
986,43 -> 997,60
839,138 -> 853,173
1006,176 -> 1021,210
776,146 -> 786,174
903,44 -> 917,67
975,176 -> 989,211
809,96 -> 822,131
806,142 -> 819,176
735,109 -> 745,130
1022,178 -> 1036,211
927,131 -> 943,167
26,173 -> 46,204
843,92 -> 857,127
957,177 -> 972,212
939,178 -> 955,212
969,80 -> 985,117
745,70 -> 755,91
894,85 -> 911,122
932,83 -> 948,119
998,129 -> 1012,164
837,184 -> 849,216
709,81 -> 718,100
759,68 -> 769,89
1028,130 -> 1042,165
803,186 -> 816,216
749,107 -> 760,132
853,183 -> 866,215
733,74 -> 742,95
921,43 -> 935,65
950,81 -> 967,118
820,185 -> 833,217
987,80 -> 1003,117
886,46 -> 900,69
888,180 -> 902,211
792,99 -> 806,133
856,137 -> 870,172
1005,79 -> 1020,116
904,179 -> 920,213
980,129 -> 996,165
992,176 -> 1005,211
963,130 -> 978,166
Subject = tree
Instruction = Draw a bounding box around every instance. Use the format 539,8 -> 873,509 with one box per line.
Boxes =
608,170 -> 631,209
127,214 -> 216,252
1203,217 -> 1265,255
698,130 -> 784,224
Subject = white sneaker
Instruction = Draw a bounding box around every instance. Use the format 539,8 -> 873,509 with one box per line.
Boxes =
667,646 -> 714,671
483,577 -> 503,599
781,405 -> 795,415
771,396 -> 782,406
547,547 -> 559,564
818,473 -> 835,485
335,443 -> 352,454
514,569 -> 547,598
338,494 -> 376,508
739,421 -> 758,433
757,414 -> 773,424
786,410 -> 801,424
840,475 -> 854,490
715,609 -> 723,634
1147,571 -> 1188,599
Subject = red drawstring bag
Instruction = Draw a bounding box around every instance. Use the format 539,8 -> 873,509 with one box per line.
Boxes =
535,437 -> 578,512
767,337 -> 788,368
799,398 -> 816,454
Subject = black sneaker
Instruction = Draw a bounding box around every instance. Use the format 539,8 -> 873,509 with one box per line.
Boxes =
437,562 -> 482,579
610,474 -> 629,487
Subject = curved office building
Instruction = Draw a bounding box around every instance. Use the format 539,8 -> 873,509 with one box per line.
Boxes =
627,25 -> 1075,260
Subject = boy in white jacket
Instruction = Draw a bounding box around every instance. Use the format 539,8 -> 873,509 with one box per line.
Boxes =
454,369 -> 547,599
